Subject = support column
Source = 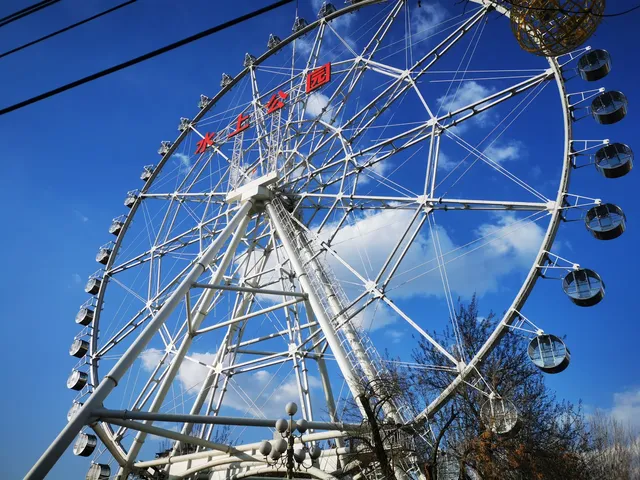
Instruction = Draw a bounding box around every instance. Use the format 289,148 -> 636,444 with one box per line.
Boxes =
25,200 -> 253,480
266,202 -> 363,402
121,211 -> 253,475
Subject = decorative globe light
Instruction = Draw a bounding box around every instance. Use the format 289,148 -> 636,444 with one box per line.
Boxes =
274,438 -> 288,454
309,445 -> 322,460
509,0 -> 605,57
285,401 -> 298,416
296,418 -> 309,434
293,448 -> 306,463
258,440 -> 272,456
275,418 -> 289,433
269,448 -> 282,461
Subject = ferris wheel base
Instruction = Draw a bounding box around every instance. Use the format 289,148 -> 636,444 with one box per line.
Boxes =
159,445 -> 344,480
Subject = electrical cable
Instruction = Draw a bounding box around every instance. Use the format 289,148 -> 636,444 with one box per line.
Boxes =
0,2 -> 45,23
0,0 -> 137,60
0,0 -> 294,116
0,0 -> 60,28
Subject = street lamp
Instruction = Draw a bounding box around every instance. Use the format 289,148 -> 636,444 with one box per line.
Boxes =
259,402 -> 322,479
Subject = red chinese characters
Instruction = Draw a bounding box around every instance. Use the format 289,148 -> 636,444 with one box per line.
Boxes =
306,62 -> 331,94
265,90 -> 288,114
228,113 -> 250,138
195,132 -> 215,155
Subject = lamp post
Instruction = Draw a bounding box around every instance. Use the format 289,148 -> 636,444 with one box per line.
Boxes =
259,402 -> 322,479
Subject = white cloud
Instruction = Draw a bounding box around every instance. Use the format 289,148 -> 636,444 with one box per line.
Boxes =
174,152 -> 192,174
73,210 -> 89,223
305,92 -> 334,122
295,36 -> 314,57
484,140 -> 523,164
411,2 -> 448,42
437,140 -> 524,173
178,352 -> 219,390
475,213 -> 543,262
139,349 -> 324,419
388,329 -> 405,344
438,150 -> 457,171
357,157 -> 393,185
437,81 -> 497,133
611,388 -> 640,429
323,209 -> 544,330
438,81 -> 494,114
141,348 -> 164,372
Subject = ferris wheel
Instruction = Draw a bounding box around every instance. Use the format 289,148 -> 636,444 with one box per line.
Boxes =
28,0 -> 631,479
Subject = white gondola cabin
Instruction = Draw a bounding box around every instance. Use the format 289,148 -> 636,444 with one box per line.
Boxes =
528,334 -> 571,373
585,203 -> 626,240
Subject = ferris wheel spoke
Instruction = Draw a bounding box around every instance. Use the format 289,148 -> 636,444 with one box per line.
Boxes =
94,310 -> 152,358
375,288 -> 459,367
443,128 -> 550,202
189,126 -> 231,162
427,214 -> 466,362
108,211 -> 232,275
438,71 -> 553,131
432,198 -> 551,211
248,69 -> 271,168
387,210 -> 551,293
329,6 -> 489,150
282,2 -> 405,174
408,6 -> 489,80
376,204 -> 426,287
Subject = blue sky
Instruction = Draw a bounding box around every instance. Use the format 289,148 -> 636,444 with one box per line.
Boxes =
0,1 -> 638,478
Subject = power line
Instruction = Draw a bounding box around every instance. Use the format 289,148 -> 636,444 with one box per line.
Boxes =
0,0 -> 294,116
0,0 -> 55,23
0,0 -> 60,28
0,0 -> 137,60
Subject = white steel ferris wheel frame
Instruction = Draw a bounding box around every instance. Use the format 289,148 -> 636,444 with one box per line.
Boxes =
27,0 -> 605,478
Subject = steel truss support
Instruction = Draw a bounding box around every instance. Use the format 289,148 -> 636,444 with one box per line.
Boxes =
267,198 -> 412,480
120,206 -> 253,477
93,408 -> 360,431
25,200 -> 254,480
266,201 -> 364,401
194,282 -> 308,298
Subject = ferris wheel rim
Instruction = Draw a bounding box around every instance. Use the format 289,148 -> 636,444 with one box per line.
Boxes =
74,0 -> 583,473
85,0 -> 383,387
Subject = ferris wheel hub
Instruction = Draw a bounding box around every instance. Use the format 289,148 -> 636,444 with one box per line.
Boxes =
225,171 -> 278,204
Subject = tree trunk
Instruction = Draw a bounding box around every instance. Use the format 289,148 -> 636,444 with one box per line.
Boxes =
359,393 -> 396,480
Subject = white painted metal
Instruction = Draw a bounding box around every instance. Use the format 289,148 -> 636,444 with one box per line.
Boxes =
26,200 -> 253,479
33,0 -> 593,478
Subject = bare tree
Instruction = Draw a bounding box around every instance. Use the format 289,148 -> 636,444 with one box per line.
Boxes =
585,410 -> 640,480
335,298 -> 631,480
412,296 -> 592,480
340,370 -> 426,480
